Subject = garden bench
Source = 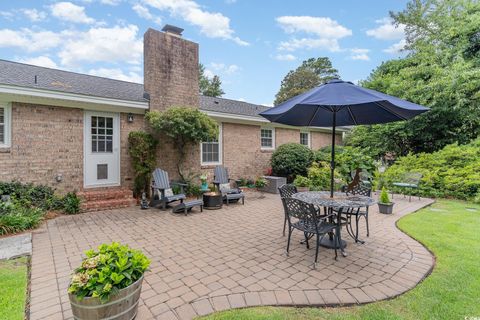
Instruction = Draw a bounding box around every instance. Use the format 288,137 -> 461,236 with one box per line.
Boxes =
392,172 -> 422,202
172,199 -> 203,215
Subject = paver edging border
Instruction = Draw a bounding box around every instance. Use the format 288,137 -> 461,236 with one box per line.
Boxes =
188,198 -> 438,319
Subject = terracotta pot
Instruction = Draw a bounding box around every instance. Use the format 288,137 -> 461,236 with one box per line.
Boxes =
69,275 -> 144,320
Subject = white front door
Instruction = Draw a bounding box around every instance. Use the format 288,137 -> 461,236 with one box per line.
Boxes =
84,111 -> 120,188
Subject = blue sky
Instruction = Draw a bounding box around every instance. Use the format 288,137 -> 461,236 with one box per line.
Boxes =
0,0 -> 408,106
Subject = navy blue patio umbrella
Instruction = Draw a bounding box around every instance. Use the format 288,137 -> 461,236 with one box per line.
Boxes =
260,79 -> 429,197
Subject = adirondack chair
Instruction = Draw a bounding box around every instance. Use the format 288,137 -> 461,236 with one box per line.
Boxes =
150,168 -> 187,210
213,165 -> 245,205
392,172 -> 422,202
213,166 -> 238,194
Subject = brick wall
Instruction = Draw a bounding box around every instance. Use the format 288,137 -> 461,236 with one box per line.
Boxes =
201,122 -> 341,181
0,103 -> 84,192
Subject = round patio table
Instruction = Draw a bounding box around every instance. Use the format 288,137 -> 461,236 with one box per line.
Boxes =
292,191 -> 376,255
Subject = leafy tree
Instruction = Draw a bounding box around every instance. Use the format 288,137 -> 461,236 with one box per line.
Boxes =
128,131 -> 158,197
199,63 -> 225,97
274,57 -> 339,105
146,107 -> 218,179
346,0 -> 480,158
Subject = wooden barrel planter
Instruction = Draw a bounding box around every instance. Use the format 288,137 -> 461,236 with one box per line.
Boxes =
68,276 -> 143,320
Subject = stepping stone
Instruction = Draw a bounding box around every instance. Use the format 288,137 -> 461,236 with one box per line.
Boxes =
0,233 -> 31,259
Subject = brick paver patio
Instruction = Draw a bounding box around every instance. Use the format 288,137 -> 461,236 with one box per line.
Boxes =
29,193 -> 434,320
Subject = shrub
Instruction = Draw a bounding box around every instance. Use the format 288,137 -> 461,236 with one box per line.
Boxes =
0,204 -> 44,235
293,175 -> 310,187
146,107 -> 218,180
68,242 -> 150,302
271,143 -> 313,180
62,192 -> 81,214
0,182 -> 56,210
379,187 -> 391,204
306,162 -> 333,191
314,145 -> 375,183
382,138 -> 480,200
255,177 -> 268,189
128,131 -> 158,197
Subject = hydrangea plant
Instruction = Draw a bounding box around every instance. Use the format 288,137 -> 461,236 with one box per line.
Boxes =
68,242 -> 150,302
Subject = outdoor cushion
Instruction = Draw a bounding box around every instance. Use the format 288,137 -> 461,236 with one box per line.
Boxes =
164,188 -> 174,196
219,183 -> 232,192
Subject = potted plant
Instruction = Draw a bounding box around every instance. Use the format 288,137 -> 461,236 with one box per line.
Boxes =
293,175 -> 310,192
255,177 -> 268,198
378,186 -> 394,214
68,242 -> 150,320
200,174 -> 209,191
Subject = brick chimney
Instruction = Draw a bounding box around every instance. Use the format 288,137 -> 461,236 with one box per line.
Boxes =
144,25 -> 199,111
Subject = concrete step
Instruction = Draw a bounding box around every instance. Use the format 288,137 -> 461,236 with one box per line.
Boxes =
78,188 -> 133,202
81,197 -> 136,212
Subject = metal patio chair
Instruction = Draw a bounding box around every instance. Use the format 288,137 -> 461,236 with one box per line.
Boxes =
282,197 -> 339,268
278,184 -> 298,236
343,183 -> 372,244
392,172 -> 422,201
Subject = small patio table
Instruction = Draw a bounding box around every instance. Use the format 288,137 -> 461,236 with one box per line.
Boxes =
292,191 -> 376,256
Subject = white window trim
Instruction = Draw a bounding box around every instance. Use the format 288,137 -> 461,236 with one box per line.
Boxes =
300,130 -> 311,148
260,127 -> 275,150
200,122 -> 223,166
0,103 -> 11,148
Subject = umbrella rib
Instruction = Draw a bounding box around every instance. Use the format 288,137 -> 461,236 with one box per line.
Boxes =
346,106 -> 358,125
307,106 -> 323,127
374,101 -> 408,121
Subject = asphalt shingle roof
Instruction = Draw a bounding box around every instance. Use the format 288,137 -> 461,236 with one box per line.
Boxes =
0,59 -> 147,102
0,59 -> 270,117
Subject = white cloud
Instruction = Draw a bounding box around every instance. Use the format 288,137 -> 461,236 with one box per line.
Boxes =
21,9 -> 47,22
88,68 -> 143,83
275,54 -> 296,61
203,68 -> 215,79
51,2 -> 95,24
276,16 -> 352,39
209,62 -> 240,74
100,0 -> 122,5
132,4 -> 162,25
275,16 -> 351,54
366,17 -> 405,40
59,24 -> 143,66
0,29 -> 62,52
225,0 -> 237,3
143,0 -> 249,45
383,39 -> 406,54
17,56 -> 58,68
349,48 -> 370,61
278,38 -> 340,52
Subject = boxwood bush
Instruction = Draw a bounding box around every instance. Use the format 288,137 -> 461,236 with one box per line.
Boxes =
383,138 -> 480,200
271,143 -> 313,180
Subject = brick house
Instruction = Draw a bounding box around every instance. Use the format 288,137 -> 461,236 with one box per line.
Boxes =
0,26 -> 343,209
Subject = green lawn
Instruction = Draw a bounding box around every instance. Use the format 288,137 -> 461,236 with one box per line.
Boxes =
200,200 -> 480,320
0,256 -> 28,320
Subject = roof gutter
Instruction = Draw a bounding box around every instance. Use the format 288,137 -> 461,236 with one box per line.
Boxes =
0,84 -> 149,112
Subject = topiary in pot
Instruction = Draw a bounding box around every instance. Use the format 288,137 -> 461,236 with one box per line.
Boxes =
378,186 -> 394,214
68,242 -> 150,320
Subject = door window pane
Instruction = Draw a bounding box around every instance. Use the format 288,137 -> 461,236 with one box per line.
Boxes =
91,116 -> 114,153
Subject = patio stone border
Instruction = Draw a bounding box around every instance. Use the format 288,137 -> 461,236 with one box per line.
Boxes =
29,195 -> 435,320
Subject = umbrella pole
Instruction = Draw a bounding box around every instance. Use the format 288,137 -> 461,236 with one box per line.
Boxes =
330,110 -> 336,198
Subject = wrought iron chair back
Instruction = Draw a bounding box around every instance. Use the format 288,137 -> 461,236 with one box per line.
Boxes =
278,184 -> 298,198
347,184 -> 372,197
282,197 -> 318,228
